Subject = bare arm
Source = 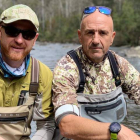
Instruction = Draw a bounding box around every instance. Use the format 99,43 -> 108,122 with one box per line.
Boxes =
59,114 -> 140,140
118,125 -> 140,140
59,114 -> 110,140
0,137 -> 5,140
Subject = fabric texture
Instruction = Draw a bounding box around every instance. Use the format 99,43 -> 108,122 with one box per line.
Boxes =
0,4 -> 39,31
52,46 -> 140,111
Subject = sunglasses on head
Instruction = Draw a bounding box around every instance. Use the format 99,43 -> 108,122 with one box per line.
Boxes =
2,25 -> 36,40
83,6 -> 112,15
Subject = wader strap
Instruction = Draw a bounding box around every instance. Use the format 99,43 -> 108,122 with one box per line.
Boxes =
108,51 -> 121,87
17,57 -> 39,106
29,57 -> 39,96
67,50 -> 121,93
67,50 -> 85,93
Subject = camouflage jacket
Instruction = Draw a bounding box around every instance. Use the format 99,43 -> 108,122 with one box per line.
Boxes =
52,46 -> 140,110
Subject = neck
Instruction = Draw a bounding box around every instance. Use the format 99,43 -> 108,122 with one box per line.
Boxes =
2,57 -> 24,68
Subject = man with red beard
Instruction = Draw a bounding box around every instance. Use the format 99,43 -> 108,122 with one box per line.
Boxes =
52,6 -> 140,140
0,4 -> 55,140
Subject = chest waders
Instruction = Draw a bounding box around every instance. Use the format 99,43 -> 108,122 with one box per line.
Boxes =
68,50 -> 127,122
53,50 -> 127,140
0,57 -> 39,140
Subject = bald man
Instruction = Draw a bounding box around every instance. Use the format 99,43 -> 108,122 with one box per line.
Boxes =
52,6 -> 140,140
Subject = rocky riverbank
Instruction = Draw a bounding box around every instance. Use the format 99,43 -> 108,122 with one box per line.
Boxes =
123,46 -> 140,58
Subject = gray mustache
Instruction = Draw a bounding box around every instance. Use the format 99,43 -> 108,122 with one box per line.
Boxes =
89,45 -> 103,49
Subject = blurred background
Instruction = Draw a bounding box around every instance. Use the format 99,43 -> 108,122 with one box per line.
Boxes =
0,0 -> 140,47
0,0 -> 139,136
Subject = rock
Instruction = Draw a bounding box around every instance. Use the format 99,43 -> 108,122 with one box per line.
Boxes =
124,46 -> 140,58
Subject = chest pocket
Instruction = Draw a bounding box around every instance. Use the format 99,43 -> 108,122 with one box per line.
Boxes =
78,87 -> 127,123
0,103 -> 32,140
0,80 -> 5,106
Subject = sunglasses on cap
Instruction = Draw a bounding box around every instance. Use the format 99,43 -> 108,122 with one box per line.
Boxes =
83,6 -> 112,15
2,25 -> 36,40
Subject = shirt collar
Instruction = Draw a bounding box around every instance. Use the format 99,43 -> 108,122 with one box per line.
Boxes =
77,46 -> 108,68
3,61 -> 25,75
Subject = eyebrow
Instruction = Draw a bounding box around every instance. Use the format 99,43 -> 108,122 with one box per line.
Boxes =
85,29 -> 109,33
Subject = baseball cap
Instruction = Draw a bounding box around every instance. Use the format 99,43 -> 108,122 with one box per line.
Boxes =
0,4 -> 39,31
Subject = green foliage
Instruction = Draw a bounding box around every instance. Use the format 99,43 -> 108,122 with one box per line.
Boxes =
112,0 -> 140,46
91,0 -> 115,8
38,13 -> 80,43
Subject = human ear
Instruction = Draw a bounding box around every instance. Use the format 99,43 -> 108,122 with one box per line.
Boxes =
0,26 -> 2,40
110,31 -> 116,45
32,33 -> 39,46
77,29 -> 82,44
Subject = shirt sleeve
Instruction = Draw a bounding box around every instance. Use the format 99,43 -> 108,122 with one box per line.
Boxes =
52,55 -> 80,111
115,53 -> 140,105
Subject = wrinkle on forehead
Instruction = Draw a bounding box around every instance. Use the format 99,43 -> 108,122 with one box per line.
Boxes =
80,11 -> 114,32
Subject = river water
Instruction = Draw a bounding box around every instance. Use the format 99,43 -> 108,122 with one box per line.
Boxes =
30,42 -> 140,137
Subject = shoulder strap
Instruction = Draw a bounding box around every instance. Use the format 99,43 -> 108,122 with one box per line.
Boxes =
29,57 -> 39,96
67,50 -> 85,93
67,50 -> 121,93
108,51 -> 121,87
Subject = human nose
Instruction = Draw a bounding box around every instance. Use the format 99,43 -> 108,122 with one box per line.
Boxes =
92,32 -> 100,44
14,33 -> 24,44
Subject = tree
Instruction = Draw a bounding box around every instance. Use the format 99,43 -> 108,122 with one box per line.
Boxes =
113,0 -> 140,46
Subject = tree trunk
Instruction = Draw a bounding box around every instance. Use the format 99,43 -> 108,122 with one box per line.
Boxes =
41,0 -> 45,30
